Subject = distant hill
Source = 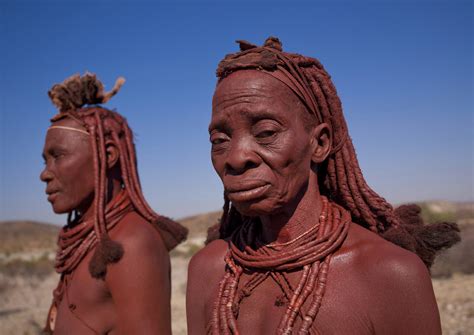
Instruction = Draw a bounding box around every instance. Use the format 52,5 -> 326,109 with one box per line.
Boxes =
1,200 -> 472,256
0,221 -> 59,254
178,211 -> 221,238
418,201 -> 474,225
0,212 -> 223,255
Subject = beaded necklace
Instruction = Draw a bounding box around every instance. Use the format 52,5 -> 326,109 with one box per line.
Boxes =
209,197 -> 351,334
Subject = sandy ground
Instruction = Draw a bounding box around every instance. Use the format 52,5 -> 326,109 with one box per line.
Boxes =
0,259 -> 473,334
171,256 -> 190,335
0,272 -> 58,334
0,257 -> 190,335
433,274 -> 474,335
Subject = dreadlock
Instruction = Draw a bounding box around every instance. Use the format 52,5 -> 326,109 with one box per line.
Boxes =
206,37 -> 459,268
48,73 -> 188,278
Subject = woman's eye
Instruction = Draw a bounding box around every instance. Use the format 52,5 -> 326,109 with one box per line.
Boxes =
255,130 -> 276,138
211,138 -> 225,145
210,133 -> 229,145
52,152 -> 65,159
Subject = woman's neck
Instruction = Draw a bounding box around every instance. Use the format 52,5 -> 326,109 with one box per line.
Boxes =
258,173 -> 323,245
71,178 -> 122,226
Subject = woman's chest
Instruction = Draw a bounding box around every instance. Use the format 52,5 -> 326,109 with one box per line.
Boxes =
54,259 -> 116,334
206,269 -> 375,335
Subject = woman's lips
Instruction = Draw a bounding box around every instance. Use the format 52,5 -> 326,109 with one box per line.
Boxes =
226,183 -> 270,202
47,192 -> 59,203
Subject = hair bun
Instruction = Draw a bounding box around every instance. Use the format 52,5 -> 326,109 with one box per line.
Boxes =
48,73 -> 125,113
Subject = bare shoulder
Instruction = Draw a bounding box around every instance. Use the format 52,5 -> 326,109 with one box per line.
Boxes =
334,223 -> 440,334
187,239 -> 228,334
343,223 -> 430,285
109,211 -> 169,260
189,238 -> 228,275
105,211 -> 172,334
105,211 -> 170,283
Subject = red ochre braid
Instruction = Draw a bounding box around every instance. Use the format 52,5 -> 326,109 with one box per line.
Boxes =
208,197 -> 351,334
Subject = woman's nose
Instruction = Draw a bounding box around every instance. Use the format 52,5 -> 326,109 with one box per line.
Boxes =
225,137 -> 260,175
40,166 -> 53,182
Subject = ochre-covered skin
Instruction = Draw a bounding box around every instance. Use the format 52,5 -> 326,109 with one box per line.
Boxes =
41,115 -> 173,333
186,70 -> 442,334
51,213 -> 171,334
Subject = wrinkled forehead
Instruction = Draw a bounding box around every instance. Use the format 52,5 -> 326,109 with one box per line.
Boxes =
213,70 -> 300,110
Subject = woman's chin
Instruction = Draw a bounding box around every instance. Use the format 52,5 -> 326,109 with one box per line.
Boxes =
51,203 -> 72,215
232,200 -> 279,218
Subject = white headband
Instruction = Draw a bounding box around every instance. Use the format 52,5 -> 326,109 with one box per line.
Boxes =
48,126 -> 89,136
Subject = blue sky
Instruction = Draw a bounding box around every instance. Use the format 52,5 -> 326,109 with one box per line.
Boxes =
0,0 -> 472,225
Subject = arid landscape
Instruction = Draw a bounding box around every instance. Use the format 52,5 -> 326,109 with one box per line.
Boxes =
1,201 -> 472,334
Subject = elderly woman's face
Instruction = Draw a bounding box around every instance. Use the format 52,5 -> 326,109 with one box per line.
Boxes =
40,118 -> 95,215
210,70 -> 315,217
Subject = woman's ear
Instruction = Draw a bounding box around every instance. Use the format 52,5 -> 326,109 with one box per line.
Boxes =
105,140 -> 120,169
310,123 -> 332,164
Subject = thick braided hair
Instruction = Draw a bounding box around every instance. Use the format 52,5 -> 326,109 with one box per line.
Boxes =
48,73 -> 188,278
206,37 -> 459,268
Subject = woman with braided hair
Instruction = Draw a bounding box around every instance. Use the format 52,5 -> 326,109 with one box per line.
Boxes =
40,73 -> 187,334
187,37 -> 460,334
